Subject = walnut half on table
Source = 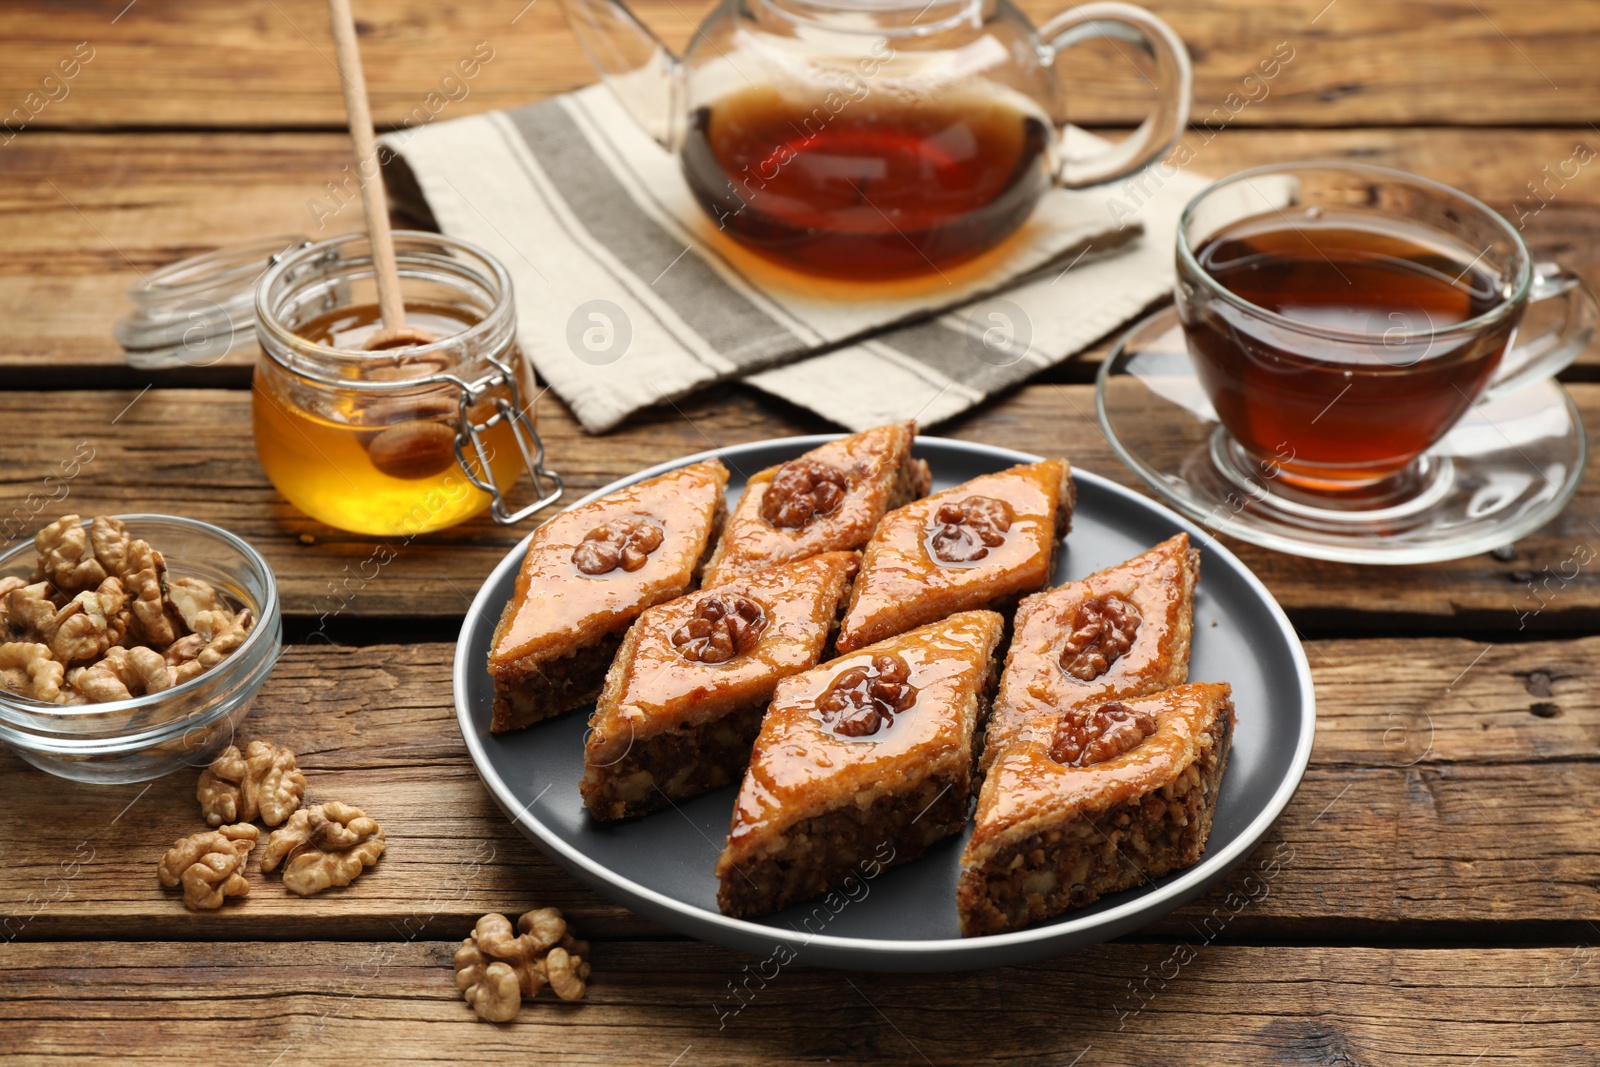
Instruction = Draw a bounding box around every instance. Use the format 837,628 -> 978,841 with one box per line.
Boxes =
454,908 -> 592,1021
260,802 -> 385,896
197,740 -> 306,828
156,823 -> 259,911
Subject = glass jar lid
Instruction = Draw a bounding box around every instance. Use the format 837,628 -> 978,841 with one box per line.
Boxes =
114,234 -> 310,370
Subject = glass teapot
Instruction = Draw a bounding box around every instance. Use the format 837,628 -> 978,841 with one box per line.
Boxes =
561,0 -> 1190,279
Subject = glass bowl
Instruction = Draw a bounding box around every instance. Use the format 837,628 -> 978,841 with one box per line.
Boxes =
0,515 -> 282,784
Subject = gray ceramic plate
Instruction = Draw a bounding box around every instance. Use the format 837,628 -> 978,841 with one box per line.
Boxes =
453,437 -> 1314,972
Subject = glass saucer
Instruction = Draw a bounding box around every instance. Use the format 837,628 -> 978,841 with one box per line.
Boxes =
1096,305 -> 1587,565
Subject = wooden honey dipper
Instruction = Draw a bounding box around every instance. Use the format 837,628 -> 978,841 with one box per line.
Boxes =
326,0 -> 436,354
324,0 -> 464,482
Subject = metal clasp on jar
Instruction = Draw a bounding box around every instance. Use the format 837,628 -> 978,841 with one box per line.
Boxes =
441,355 -> 563,524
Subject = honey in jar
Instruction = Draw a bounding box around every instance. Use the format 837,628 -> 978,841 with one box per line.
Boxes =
252,233 -> 560,537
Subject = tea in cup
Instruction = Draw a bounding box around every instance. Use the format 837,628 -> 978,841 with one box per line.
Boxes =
1175,162 -> 1597,501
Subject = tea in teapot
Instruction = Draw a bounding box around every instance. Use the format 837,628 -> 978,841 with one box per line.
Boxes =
562,0 -> 1191,280
682,85 -> 1054,279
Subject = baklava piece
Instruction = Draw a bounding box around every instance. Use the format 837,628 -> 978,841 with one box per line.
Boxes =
486,459 -> 729,734
835,459 -> 1074,654
957,682 -> 1234,936
580,551 -> 860,820
981,533 -> 1199,771
702,421 -> 931,586
714,610 -> 1004,919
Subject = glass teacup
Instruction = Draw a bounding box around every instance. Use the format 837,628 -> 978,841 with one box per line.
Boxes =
1175,162 -> 1598,505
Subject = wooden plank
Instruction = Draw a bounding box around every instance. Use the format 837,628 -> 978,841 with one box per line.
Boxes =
1,384 -> 1597,630
3,0 -> 1599,130
5,126 -> 1600,380
2,940 -> 1597,1065
0,132 -> 352,384
1,637 -> 1595,944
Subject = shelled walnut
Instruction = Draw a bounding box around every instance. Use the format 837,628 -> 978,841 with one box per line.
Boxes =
0,575 -> 27,638
456,951 -> 522,1022
197,740 -> 307,827
156,823 -> 259,910
183,610 -> 255,680
1051,700 -> 1159,767
261,802 -> 385,896
120,537 -> 183,647
0,515 -> 256,705
0,642 -> 66,703
34,515 -> 110,592
454,907 -> 592,1021
167,576 -> 232,637
88,514 -> 133,576
927,495 -> 1013,564
572,518 -> 664,575
8,578 -> 128,665
816,654 -> 917,738
1058,595 -> 1141,682
760,459 -> 849,529
68,646 -> 172,702
671,592 -> 767,664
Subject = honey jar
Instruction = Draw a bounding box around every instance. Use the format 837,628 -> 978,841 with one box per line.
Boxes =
252,232 -> 561,536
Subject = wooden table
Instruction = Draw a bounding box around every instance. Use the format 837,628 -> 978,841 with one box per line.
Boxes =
4,2 -> 1599,1062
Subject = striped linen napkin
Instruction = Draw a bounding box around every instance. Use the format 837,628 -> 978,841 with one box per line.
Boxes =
382,85 -> 1207,433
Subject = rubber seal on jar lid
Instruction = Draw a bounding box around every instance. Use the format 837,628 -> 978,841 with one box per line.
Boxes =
114,234 -> 311,370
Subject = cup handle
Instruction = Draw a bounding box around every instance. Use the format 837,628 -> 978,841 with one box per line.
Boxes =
1038,2 -> 1192,188
1478,261 -> 1599,405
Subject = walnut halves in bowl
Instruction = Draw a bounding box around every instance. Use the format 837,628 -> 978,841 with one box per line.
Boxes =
0,514 -> 259,706
0,514 -> 282,786
261,801 -> 385,896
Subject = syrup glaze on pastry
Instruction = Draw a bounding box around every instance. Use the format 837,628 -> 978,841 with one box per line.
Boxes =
482,432 -> 1239,942
958,682 -> 1234,936
715,610 -> 1002,919
981,532 -> 1198,770
835,459 -> 1073,654
580,552 -> 859,820
487,459 -> 728,733
702,421 -> 931,587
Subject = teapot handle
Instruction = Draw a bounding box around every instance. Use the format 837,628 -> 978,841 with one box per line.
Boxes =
1038,2 -> 1191,188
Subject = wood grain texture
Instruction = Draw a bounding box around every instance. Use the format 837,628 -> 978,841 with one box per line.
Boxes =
3,940 -> 1597,1066
6,126 -> 1600,380
6,2 -> 1598,1057
1,637 -> 1594,943
0,385 -> 1596,630
2,0 -> 1598,129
